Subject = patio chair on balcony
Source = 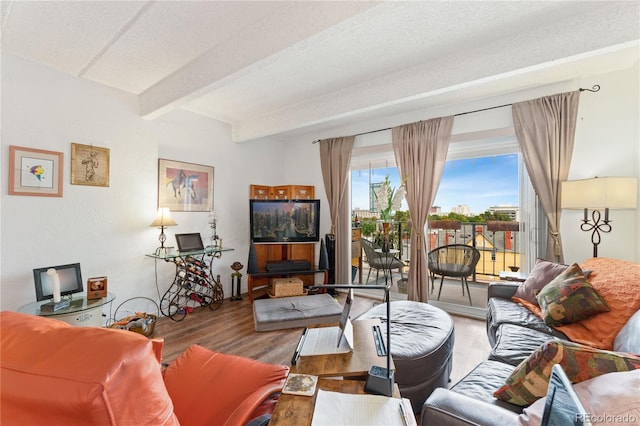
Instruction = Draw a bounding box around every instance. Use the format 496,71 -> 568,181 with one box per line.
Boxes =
361,239 -> 405,284
428,244 -> 480,305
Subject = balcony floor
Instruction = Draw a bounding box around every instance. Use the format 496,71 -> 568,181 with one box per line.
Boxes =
353,263 -> 489,319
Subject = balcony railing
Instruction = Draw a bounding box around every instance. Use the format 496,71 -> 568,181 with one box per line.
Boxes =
360,220 -> 521,282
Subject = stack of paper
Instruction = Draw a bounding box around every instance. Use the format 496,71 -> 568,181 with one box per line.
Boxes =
311,390 -> 417,426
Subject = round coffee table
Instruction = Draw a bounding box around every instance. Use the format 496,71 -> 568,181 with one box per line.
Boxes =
357,300 -> 454,413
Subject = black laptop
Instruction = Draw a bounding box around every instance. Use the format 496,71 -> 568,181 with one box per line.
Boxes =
541,364 -> 592,426
175,233 -> 205,253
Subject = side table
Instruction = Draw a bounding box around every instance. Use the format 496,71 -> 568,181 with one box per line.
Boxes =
291,319 -> 394,379
18,292 -> 115,327
271,379 -> 402,425
146,247 -> 233,321
499,271 -> 529,282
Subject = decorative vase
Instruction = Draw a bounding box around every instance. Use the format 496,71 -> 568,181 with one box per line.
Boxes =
382,222 -> 391,253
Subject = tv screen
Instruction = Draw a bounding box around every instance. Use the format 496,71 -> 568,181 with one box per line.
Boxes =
33,263 -> 84,301
250,199 -> 320,243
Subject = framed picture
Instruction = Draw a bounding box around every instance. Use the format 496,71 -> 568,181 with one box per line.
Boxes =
87,276 -> 108,300
70,143 -> 110,187
9,145 -> 63,197
158,159 -> 214,212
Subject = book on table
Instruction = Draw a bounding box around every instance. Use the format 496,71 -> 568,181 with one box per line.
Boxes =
311,390 -> 417,426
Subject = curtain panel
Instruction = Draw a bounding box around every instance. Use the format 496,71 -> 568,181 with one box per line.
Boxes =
512,91 -> 580,263
319,136 -> 355,284
392,117 -> 454,302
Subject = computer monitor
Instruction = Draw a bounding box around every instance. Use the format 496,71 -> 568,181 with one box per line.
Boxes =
33,263 -> 84,301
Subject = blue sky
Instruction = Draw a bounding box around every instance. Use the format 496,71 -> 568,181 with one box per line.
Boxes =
351,154 -> 519,215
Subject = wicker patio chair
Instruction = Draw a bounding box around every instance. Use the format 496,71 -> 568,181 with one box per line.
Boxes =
428,244 -> 480,305
361,238 -> 405,284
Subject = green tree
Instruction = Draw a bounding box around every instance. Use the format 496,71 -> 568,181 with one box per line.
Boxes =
360,219 -> 376,237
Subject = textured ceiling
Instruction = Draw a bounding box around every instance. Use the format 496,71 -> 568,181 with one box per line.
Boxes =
1,1 -> 639,143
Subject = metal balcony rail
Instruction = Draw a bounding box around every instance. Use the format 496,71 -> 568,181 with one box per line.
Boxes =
358,220 -> 521,283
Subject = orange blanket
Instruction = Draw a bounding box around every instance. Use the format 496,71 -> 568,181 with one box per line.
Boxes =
513,257 -> 640,350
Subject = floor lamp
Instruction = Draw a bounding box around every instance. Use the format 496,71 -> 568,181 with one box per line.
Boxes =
310,284 -> 394,397
562,177 -> 637,257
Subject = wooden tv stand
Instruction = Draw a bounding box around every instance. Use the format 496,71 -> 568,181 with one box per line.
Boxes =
247,267 -> 328,302
248,183 -> 324,302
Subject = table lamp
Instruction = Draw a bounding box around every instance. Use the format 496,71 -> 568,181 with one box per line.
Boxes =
562,176 -> 637,257
310,284 -> 394,397
150,207 -> 177,256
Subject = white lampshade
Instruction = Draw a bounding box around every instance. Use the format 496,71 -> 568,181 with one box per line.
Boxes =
561,177 -> 638,210
150,207 -> 177,227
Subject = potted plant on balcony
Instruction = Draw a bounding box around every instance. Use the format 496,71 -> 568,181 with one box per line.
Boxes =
373,175 -> 406,252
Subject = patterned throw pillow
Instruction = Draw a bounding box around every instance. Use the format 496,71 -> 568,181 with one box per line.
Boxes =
536,263 -> 609,326
494,339 -> 640,406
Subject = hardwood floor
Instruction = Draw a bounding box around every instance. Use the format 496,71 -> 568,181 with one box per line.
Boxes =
154,293 -> 490,386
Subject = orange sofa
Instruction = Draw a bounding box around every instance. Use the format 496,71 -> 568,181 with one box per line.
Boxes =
0,311 -> 289,425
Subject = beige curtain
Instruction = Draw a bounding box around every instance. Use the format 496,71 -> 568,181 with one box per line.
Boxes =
512,91 -> 580,263
392,117 -> 454,302
319,136 -> 355,284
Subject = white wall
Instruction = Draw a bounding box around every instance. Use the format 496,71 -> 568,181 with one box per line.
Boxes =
562,63 -> 639,264
289,63 -> 640,265
0,54 -> 314,314
2,53 -> 638,316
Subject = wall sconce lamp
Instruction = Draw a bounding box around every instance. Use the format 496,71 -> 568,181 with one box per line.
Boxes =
150,207 -> 177,256
561,177 -> 637,257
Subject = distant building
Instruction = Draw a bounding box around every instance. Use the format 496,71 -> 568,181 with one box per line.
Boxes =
451,204 -> 472,216
352,208 -> 378,219
430,205 -> 442,214
369,182 -> 382,212
488,205 -> 519,221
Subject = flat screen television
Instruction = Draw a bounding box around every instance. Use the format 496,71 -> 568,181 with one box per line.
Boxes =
33,263 -> 84,301
250,199 -> 320,243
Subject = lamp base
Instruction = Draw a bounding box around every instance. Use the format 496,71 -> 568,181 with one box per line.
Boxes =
365,366 -> 394,396
154,246 -> 168,257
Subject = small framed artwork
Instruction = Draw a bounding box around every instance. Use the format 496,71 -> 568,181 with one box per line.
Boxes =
158,159 -> 214,212
9,145 -> 63,197
70,143 -> 110,187
87,276 -> 108,300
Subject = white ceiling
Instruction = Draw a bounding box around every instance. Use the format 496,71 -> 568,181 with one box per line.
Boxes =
1,1 -> 639,143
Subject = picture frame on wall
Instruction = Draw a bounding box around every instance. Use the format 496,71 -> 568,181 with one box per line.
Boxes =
158,159 -> 214,212
70,143 -> 110,187
8,145 -> 63,197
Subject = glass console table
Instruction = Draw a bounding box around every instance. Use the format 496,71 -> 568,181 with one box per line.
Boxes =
18,292 -> 115,327
146,247 -> 234,322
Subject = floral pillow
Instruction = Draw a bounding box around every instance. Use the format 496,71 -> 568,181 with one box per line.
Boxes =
536,263 -> 609,326
494,339 -> 640,406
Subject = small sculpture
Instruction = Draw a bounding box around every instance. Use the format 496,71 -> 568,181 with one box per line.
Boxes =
230,262 -> 243,301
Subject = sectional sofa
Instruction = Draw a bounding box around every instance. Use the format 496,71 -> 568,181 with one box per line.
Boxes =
422,257 -> 640,425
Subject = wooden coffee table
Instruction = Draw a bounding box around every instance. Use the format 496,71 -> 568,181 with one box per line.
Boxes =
290,319 -> 394,378
270,378 -> 401,425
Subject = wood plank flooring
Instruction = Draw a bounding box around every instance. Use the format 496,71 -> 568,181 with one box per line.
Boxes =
154,293 -> 490,386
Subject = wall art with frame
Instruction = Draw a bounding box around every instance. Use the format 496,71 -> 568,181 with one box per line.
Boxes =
9,145 -> 63,197
70,143 -> 110,187
158,159 -> 214,212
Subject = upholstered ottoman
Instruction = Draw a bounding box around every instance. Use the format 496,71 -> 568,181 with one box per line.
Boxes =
357,301 -> 454,413
253,294 -> 343,331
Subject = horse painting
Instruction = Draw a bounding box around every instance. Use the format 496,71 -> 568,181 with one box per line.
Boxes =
167,170 -> 187,200
166,170 -> 200,203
